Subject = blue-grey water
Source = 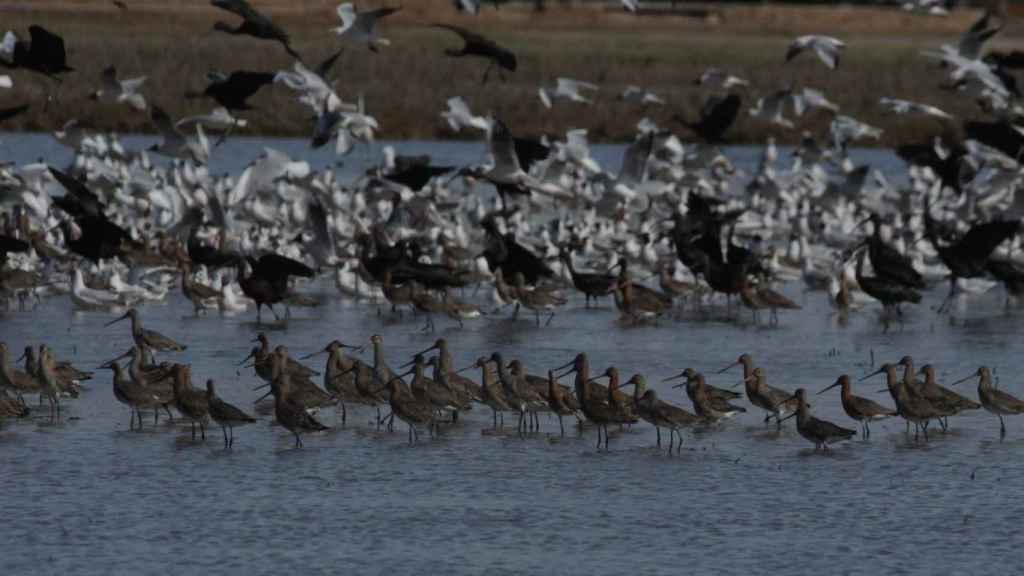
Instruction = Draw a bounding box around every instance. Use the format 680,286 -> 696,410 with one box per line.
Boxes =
3,137 -> 1024,575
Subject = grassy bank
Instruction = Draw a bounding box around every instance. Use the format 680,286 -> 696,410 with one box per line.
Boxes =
0,1 -> 1020,146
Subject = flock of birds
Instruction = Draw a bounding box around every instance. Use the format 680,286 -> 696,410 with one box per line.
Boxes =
2,323 -> 1022,453
2,3 -> 1024,451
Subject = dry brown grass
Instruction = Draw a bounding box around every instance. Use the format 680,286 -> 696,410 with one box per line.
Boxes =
0,1 -> 1021,145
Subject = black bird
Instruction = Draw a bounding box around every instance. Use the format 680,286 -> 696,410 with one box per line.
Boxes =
186,70 -> 275,111
382,156 -> 455,191
925,198 -> 1019,313
559,248 -> 615,307
236,253 -> 315,323
0,103 -> 28,123
513,136 -> 550,172
48,167 -> 137,262
986,257 -> 1024,304
187,225 -> 238,269
987,49 -> 1024,70
0,234 -> 28,267
964,120 -> 1024,161
859,212 -> 926,290
852,247 -> 921,316
433,23 -> 516,84
211,0 -> 302,61
481,217 -> 553,285
674,93 -> 741,143
48,166 -> 103,219
0,25 -> 73,79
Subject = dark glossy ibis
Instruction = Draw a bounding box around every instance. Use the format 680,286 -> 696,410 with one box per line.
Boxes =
673,93 -> 741,143
858,212 -> 926,290
0,25 -> 73,79
0,234 -> 28,267
433,23 -> 516,84
235,253 -> 315,323
558,248 -> 615,307
481,217 -> 553,286
211,0 -> 302,61
186,70 -> 275,111
924,199 -> 1019,313
852,247 -> 921,316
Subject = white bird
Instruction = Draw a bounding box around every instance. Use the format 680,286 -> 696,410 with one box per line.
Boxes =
786,35 -> 845,69
621,0 -> 639,13
830,115 -> 883,151
878,97 -> 953,120
176,107 -> 248,131
749,87 -> 796,128
538,78 -> 598,109
218,283 -> 250,315
455,0 -> 480,15
148,106 -> 209,165
902,0 -> 949,16
620,85 -> 664,106
440,96 -> 491,133
332,3 -> 401,52
792,87 -> 839,116
696,68 -> 749,91
0,75 -> 11,89
70,270 -> 137,311
275,60 -> 352,116
91,66 -> 147,111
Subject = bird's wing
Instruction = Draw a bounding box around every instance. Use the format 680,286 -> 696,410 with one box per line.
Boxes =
366,6 -> 401,22
101,65 -> 118,89
28,25 -> 68,69
432,23 -> 485,46
335,3 -> 357,31
960,220 -> 1019,256
316,48 -> 344,77
256,253 -> 315,279
226,70 -> 276,97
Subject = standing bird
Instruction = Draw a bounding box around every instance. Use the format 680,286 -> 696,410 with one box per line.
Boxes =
105,308 -> 187,361
170,364 -> 210,441
924,201 -> 1019,313
818,374 -> 896,439
785,35 -> 845,69
952,366 -> 1024,438
332,3 -> 401,52
433,23 -> 517,84
211,0 -> 302,61
235,253 -> 315,323
37,345 -> 61,419
779,389 -> 857,452
265,349 -> 329,448
186,70 -> 275,111
206,379 -> 256,448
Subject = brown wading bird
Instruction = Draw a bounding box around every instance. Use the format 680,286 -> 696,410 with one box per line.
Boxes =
621,374 -> 700,453
376,370 -> 435,445
952,366 -> 1024,438
207,379 -> 256,448
171,364 -> 209,441
260,348 -> 329,448
106,308 -> 187,362
860,363 -> 952,441
778,388 -> 856,453
817,374 -> 896,439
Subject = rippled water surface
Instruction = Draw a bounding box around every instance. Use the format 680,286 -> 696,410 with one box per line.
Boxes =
3,138 -> 1024,575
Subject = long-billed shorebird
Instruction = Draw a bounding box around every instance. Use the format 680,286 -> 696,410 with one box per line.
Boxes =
952,366 -> 1024,438
741,367 -> 798,429
779,388 -> 856,452
207,379 -> 256,448
170,364 -> 209,441
106,308 -> 186,362
263,348 -> 329,448
622,374 -> 699,453
861,363 -> 951,441
818,374 -> 896,439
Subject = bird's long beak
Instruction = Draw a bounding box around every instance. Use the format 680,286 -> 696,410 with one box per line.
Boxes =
817,381 -> 842,395
415,343 -> 440,357
949,374 -> 975,387
859,368 -> 884,381
455,363 -> 477,374
104,312 -> 129,327
779,411 -> 798,423
237,350 -> 255,366
15,351 -> 25,363
299,347 -> 329,360
716,361 -> 739,374
252,383 -> 269,391
662,371 -> 686,383
255,389 -> 272,403
587,374 -> 608,384
399,357 -> 417,370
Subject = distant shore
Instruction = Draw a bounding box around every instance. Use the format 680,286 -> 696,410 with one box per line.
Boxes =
0,1 -> 1017,147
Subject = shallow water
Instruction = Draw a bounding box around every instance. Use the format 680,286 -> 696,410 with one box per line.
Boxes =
2,136 -> 1023,574
4,281 -> 1024,575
